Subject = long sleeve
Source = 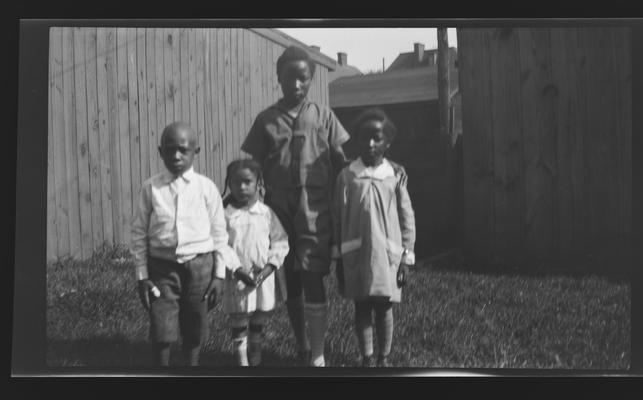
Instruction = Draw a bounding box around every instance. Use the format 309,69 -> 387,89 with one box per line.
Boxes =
206,181 -> 241,278
396,168 -> 416,265
330,170 -> 347,259
266,209 -> 289,269
130,183 -> 152,280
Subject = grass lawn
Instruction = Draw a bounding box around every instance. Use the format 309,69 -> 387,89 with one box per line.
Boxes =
46,245 -> 630,370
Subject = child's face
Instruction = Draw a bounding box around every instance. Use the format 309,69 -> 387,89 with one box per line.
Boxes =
358,119 -> 390,167
229,168 -> 259,207
158,127 -> 198,176
278,60 -> 312,106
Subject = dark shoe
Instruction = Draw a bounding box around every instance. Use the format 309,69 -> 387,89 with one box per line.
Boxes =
377,355 -> 390,367
361,355 -> 376,367
296,350 -> 311,366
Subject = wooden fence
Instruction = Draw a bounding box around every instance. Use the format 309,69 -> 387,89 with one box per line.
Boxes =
457,27 -> 631,265
47,27 -> 333,260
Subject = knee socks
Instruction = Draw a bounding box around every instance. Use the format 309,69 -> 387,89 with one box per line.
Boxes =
354,301 -> 374,358
248,324 -> 264,366
304,302 -> 328,367
232,327 -> 249,366
286,296 -> 310,353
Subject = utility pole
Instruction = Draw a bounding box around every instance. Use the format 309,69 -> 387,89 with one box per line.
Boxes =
437,28 -> 450,138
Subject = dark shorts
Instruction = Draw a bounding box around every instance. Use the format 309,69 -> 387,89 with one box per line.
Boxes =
265,186 -> 332,274
265,187 -> 332,299
147,253 -> 213,345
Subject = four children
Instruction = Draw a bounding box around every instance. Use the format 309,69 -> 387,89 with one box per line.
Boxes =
130,46 -> 415,368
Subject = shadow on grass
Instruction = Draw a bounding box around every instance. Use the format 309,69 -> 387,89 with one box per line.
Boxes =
423,248 -> 632,284
47,334 -> 295,368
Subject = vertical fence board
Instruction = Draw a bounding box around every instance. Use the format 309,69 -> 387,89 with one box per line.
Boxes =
127,28 -> 142,223
187,29 -> 199,176
242,29 -> 252,158
154,28 -> 165,173
518,28 -> 556,258
163,28 -> 174,126
216,29 -> 228,187
85,27 -> 105,248
74,27 -> 94,259
584,28 -> 619,242
202,29 -> 213,179
459,28 -> 495,260
223,29 -> 233,172
47,30 -> 56,259
136,28 -> 150,186
489,28 -> 524,257
145,28 -> 159,178
116,28 -> 132,244
194,29 -> 206,177
208,29 -> 221,185
550,28 -> 574,256
105,27 -> 123,244
613,28 -> 632,240
62,27 -> 82,258
96,27 -> 115,245
48,28 -> 62,258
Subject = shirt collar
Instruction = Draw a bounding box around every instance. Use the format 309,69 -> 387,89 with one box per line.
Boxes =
162,166 -> 195,184
349,157 -> 395,180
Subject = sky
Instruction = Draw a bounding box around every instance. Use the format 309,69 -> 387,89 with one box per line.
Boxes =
278,28 -> 458,73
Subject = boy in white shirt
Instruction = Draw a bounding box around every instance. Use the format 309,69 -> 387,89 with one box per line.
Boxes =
130,121 -> 239,366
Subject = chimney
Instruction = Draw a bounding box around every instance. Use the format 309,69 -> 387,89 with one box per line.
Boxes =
310,45 -> 320,52
337,52 -> 347,66
414,43 -> 425,64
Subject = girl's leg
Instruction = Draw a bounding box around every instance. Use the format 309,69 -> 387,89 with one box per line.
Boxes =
354,300 -> 375,366
302,271 -> 327,367
230,314 -> 250,366
374,301 -> 394,367
248,311 -> 270,366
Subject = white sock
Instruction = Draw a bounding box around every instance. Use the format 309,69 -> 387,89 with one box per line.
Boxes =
304,302 -> 328,367
233,336 -> 249,367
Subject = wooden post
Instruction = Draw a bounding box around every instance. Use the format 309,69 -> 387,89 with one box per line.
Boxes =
437,28 -> 450,137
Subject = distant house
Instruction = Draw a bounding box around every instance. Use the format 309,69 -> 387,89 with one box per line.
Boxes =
387,42 -> 457,72
328,51 -> 362,82
329,45 -> 461,259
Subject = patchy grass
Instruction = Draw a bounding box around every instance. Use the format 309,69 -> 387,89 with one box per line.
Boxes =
47,244 -> 630,370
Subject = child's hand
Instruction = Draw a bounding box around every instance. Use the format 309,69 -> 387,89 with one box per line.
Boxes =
397,263 -> 410,288
233,268 -> 257,288
137,279 -> 160,310
254,264 -> 276,287
203,276 -> 224,310
335,258 -> 344,295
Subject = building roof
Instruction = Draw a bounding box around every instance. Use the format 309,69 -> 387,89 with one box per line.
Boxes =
329,65 -> 459,108
329,64 -> 363,82
249,28 -> 338,70
387,47 -> 457,72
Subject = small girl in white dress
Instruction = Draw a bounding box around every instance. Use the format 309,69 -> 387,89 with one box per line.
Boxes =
221,158 -> 289,366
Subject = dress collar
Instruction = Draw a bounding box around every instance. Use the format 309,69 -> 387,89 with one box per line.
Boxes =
226,200 -> 265,217
349,157 -> 395,180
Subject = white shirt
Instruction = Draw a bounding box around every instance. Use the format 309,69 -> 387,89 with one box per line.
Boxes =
130,167 -> 240,280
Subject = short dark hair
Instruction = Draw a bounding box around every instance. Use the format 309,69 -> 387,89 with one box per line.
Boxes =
222,158 -> 264,206
351,108 -> 397,141
276,46 -> 316,78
